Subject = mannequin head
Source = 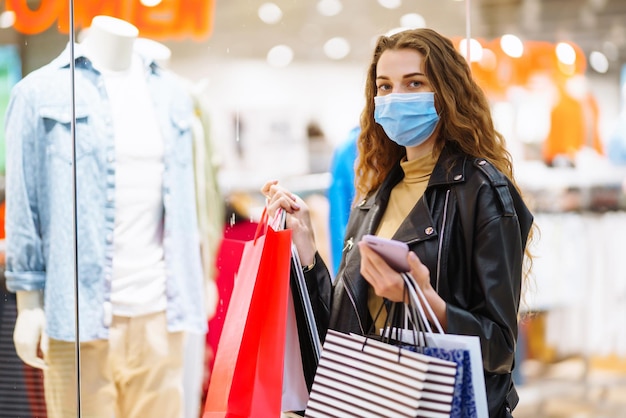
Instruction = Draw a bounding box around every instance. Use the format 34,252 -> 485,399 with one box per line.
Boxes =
81,15 -> 139,72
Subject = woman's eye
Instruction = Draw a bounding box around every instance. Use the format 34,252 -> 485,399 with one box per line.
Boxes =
409,80 -> 423,88
377,84 -> 391,92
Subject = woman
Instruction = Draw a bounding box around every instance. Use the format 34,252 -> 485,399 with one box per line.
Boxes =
263,28 -> 534,417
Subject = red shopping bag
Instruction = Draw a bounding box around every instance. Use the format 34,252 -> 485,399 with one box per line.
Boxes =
203,210 -> 292,418
205,220 -> 258,377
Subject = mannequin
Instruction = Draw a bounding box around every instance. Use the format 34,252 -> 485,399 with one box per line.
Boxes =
12,14 -> 139,372
13,290 -> 47,368
5,15 -> 205,418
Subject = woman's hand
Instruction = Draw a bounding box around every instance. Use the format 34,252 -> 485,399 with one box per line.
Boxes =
261,180 -> 317,266
359,242 -> 447,329
358,241 -> 414,302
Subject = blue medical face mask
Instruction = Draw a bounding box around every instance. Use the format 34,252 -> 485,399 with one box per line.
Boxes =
374,92 -> 440,147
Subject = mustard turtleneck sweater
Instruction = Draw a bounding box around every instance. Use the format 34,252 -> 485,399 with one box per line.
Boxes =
368,150 -> 439,332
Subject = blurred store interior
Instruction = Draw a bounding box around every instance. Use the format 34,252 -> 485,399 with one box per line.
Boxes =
2,0 -> 626,417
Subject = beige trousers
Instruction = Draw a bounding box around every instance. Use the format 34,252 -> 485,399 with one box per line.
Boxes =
44,311 -> 185,418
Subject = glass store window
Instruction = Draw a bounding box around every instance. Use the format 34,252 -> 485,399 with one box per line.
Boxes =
3,0 -> 626,417
1,4 -> 77,418
1,1 -> 219,416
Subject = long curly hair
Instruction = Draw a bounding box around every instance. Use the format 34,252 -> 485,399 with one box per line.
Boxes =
356,28 -> 515,197
354,28 -> 536,299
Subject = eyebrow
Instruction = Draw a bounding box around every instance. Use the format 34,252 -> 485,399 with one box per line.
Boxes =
376,72 -> 425,80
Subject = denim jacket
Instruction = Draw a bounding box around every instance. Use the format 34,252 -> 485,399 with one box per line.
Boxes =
4,44 -> 206,341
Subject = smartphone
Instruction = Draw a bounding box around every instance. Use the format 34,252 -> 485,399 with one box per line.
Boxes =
361,234 -> 410,272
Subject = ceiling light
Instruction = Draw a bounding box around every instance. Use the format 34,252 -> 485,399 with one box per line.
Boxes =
0,11 -> 16,28
258,3 -> 283,24
400,13 -> 426,29
589,51 -> 609,73
459,38 -> 483,62
378,0 -> 402,9
317,0 -> 343,17
500,34 -> 524,58
267,45 -> 294,67
555,42 -> 576,66
140,0 -> 162,6
323,37 -> 350,60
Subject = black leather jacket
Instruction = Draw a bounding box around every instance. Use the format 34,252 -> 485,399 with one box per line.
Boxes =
305,145 -> 534,418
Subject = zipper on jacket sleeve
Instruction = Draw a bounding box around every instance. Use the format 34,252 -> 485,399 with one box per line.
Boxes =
436,189 -> 450,292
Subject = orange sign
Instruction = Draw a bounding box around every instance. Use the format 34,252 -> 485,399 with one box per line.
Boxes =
6,0 -> 215,40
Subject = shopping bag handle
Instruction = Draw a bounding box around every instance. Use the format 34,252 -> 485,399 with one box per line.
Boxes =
364,290 -> 431,362
253,206 -> 270,243
269,207 -> 286,231
401,283 -> 430,343
253,207 -> 286,245
402,272 -> 445,334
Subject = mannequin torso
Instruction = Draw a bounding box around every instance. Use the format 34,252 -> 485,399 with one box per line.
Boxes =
82,16 -> 168,317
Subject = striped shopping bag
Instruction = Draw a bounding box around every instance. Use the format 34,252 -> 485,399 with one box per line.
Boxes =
305,329 -> 457,418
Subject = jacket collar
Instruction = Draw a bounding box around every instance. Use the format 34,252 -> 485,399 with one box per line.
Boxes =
354,143 -> 467,243
375,143 -> 469,193
50,42 -> 162,75
428,144 -> 468,187
392,195 -> 437,244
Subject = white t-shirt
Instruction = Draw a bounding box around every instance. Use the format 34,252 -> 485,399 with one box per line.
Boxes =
102,54 -> 167,317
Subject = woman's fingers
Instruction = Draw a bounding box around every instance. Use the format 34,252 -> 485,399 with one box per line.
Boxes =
408,251 -> 430,289
260,180 -> 278,197
359,242 -> 405,302
359,244 -> 432,303
261,181 -> 318,266
261,181 -> 300,214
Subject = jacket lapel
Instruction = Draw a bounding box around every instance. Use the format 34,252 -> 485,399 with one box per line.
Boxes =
391,195 -> 438,244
